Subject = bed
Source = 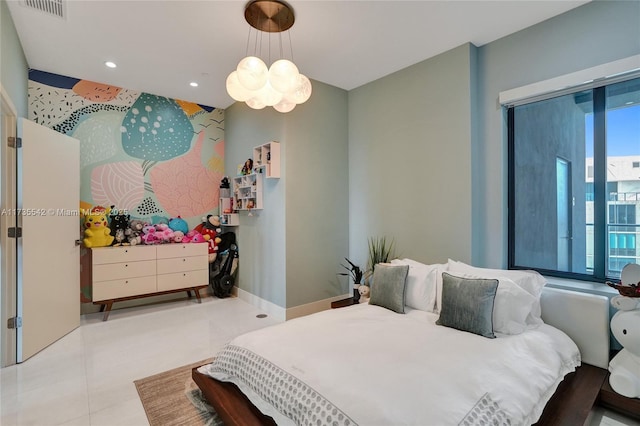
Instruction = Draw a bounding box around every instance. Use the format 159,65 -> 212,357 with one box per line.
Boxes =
193,260 -> 611,425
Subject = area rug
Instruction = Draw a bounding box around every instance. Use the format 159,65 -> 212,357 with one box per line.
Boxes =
134,358 -> 223,426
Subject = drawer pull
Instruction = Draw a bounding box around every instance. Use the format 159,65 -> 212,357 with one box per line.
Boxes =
183,273 -> 186,277
125,250 -> 128,253
125,280 -> 129,284
125,264 -> 128,267
183,258 -> 186,262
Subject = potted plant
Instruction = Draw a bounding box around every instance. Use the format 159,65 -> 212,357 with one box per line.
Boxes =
365,236 -> 396,284
339,258 -> 363,303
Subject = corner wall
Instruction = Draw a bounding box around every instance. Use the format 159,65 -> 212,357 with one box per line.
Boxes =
225,80 -> 349,310
348,43 -> 477,267
0,0 -> 28,117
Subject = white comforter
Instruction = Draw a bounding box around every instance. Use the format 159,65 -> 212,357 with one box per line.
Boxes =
200,303 -> 580,426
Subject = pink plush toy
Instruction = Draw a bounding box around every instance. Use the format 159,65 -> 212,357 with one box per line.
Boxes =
154,223 -> 175,243
173,230 -> 185,243
141,225 -> 159,244
186,230 -> 206,243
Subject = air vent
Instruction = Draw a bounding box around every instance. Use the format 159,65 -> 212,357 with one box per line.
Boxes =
21,0 -> 65,19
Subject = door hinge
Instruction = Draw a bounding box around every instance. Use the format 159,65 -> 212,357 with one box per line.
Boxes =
7,136 -> 22,148
7,316 -> 22,329
8,227 -> 22,238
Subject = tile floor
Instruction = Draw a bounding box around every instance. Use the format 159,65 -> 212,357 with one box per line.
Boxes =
0,295 -> 638,426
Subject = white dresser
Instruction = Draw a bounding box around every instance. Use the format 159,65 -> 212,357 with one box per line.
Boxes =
90,243 -> 209,320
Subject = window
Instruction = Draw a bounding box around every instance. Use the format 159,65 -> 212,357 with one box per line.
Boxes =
509,77 -> 640,281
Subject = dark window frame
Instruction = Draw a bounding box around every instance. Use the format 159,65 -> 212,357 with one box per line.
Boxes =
508,85 -> 615,282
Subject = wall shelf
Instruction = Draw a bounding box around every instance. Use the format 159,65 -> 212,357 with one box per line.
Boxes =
253,141 -> 280,178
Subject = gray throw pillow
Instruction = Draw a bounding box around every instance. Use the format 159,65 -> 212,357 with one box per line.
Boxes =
436,272 -> 498,338
369,263 -> 409,313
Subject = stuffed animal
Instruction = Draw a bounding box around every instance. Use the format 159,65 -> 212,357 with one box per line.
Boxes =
141,225 -> 159,245
358,285 -> 371,298
126,219 -> 145,245
83,206 -> 114,248
154,223 -> 174,243
194,215 -> 223,262
173,231 -> 185,243
185,229 -> 207,244
168,216 -> 189,234
608,295 -> 640,398
109,210 -> 130,246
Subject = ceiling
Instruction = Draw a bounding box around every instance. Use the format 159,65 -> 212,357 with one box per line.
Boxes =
7,0 -> 589,109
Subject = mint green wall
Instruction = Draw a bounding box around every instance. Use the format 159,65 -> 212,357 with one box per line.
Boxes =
225,104 -> 287,307
0,0 -> 28,117
475,0 -> 640,268
284,81 -> 349,307
348,43 -> 476,267
225,81 -> 349,309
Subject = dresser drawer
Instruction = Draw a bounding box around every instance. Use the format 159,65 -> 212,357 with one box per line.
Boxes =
157,255 -> 208,274
93,275 -> 157,301
156,243 -> 208,259
157,269 -> 209,292
93,260 -> 156,281
92,246 -> 156,264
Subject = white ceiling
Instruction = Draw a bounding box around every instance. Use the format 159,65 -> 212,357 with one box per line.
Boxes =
7,0 -> 589,109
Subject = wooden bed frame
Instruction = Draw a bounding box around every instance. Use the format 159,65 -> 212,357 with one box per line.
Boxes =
192,286 -> 612,425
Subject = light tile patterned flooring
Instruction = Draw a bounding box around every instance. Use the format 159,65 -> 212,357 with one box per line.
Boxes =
0,295 -> 638,426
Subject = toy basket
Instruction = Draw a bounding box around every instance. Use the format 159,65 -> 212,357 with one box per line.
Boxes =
606,281 -> 640,297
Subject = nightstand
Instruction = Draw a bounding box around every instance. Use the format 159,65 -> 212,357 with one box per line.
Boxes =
331,297 -> 356,309
598,372 -> 640,420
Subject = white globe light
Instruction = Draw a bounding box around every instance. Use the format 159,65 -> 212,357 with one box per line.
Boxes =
268,59 -> 299,93
286,74 -> 312,104
255,82 -> 283,107
236,56 -> 268,91
246,96 -> 266,110
273,98 -> 296,113
226,71 -> 253,102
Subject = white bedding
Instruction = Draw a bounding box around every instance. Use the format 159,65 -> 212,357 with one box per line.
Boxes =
200,303 -> 580,426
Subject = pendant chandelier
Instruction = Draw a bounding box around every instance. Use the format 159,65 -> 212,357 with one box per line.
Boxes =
226,0 -> 312,113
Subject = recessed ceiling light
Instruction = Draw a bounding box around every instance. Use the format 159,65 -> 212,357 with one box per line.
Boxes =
104,61 -> 117,68
190,82 -> 199,87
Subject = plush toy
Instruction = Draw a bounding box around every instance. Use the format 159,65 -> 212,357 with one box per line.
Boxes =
608,295 -> 640,398
168,216 -> 189,234
109,210 -> 130,246
173,230 -> 185,243
154,223 -> 174,243
187,230 -> 207,244
358,285 -> 371,298
141,224 -> 159,245
126,219 -> 145,246
83,206 -> 114,248
194,215 -> 223,262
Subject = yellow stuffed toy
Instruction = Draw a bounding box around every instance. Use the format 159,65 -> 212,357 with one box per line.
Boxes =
83,206 -> 114,248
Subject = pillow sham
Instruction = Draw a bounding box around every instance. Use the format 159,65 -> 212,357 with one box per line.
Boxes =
447,273 -> 537,335
369,263 -> 409,314
446,259 -> 545,326
436,273 -> 498,339
390,258 -> 441,312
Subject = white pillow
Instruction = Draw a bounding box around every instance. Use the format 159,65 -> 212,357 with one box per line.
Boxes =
448,272 -> 537,335
390,259 -> 442,312
446,259 -> 545,327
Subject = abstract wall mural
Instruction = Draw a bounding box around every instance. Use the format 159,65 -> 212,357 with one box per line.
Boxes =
28,69 -> 225,228
28,70 -> 225,303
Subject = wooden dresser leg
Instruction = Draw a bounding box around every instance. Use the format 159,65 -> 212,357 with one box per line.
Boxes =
194,288 -> 202,303
102,301 -> 113,321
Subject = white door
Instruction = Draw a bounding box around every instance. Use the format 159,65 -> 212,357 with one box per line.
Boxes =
16,118 -> 80,362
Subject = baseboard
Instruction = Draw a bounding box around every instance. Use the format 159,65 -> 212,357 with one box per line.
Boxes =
235,287 -> 286,322
286,294 -> 352,320
233,287 -> 351,322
